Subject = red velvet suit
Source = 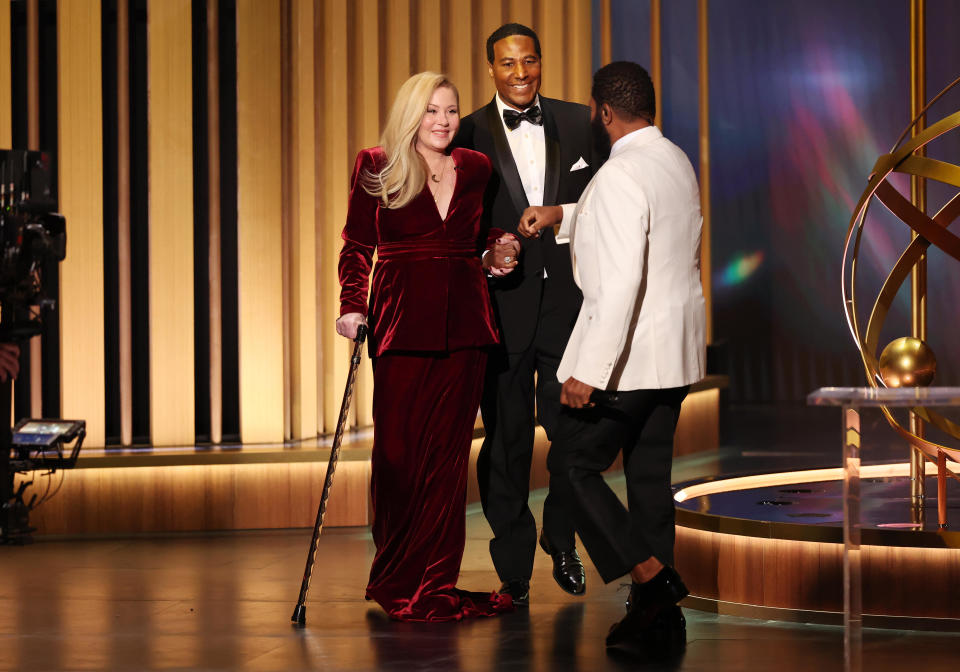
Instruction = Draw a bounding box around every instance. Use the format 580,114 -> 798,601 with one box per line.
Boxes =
338,146 -> 512,621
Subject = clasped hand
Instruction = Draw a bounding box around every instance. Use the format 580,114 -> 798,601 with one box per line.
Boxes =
484,234 -> 521,277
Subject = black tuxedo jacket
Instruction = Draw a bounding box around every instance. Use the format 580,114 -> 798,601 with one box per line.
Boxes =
452,96 -> 598,353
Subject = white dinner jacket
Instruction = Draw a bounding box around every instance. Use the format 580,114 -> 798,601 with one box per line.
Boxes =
555,125 -> 706,391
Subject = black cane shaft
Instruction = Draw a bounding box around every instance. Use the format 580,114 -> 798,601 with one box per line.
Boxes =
293,325 -> 367,624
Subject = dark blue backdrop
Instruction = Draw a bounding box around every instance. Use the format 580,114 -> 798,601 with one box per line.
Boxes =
594,0 -> 960,403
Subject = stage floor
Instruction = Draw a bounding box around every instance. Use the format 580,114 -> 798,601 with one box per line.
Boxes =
2,405 -> 959,671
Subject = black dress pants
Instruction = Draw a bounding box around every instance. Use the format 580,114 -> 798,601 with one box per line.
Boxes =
548,385 -> 689,584
478,279 -> 577,582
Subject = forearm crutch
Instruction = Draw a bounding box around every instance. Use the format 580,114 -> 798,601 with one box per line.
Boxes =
291,324 -> 367,625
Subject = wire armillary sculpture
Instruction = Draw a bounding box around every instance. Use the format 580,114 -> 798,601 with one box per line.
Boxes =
842,75 -> 960,473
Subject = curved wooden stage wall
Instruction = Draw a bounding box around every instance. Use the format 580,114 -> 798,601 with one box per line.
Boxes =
677,526 -> 960,620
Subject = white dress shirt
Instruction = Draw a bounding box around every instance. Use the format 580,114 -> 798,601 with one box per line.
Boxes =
495,94 -> 546,206
555,125 -> 706,391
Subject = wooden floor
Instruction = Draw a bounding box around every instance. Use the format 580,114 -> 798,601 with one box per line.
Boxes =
2,406 -> 959,671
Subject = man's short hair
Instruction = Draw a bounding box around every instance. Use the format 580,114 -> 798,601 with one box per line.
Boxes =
592,61 -> 655,125
486,23 -> 541,63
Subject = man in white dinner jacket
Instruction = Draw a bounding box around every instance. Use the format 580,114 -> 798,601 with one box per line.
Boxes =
518,61 -> 705,656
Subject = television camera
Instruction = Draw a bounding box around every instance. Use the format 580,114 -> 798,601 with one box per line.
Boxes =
1,149 -> 83,544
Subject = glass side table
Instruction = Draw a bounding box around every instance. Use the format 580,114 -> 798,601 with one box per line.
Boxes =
807,386 -> 960,671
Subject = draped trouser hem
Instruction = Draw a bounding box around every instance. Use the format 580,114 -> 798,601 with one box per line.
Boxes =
365,349 -> 512,621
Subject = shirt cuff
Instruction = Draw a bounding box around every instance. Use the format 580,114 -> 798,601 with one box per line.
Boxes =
481,249 -> 495,277
554,203 -> 577,244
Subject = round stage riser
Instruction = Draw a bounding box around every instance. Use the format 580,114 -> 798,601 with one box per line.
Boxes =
676,526 -> 960,619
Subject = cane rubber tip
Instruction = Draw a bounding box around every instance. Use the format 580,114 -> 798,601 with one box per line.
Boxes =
291,604 -> 306,625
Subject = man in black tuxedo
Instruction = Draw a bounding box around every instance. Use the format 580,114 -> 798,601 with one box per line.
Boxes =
451,23 -> 599,604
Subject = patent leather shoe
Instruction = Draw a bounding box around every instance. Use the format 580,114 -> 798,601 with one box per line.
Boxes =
623,565 -> 688,613
606,566 -> 689,653
538,532 -> 586,595
606,604 -> 686,657
499,578 -> 530,607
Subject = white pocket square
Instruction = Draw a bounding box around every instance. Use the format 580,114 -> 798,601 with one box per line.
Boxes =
569,157 -> 589,171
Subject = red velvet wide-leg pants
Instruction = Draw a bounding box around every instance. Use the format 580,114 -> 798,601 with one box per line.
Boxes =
365,348 -> 511,621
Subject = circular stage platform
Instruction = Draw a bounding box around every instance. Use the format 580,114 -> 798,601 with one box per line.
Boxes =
672,463 -> 960,630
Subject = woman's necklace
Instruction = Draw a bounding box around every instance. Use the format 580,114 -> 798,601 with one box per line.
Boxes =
429,157 -> 449,201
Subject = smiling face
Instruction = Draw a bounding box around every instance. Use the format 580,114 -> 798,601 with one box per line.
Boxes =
488,35 -> 541,111
416,85 -> 460,154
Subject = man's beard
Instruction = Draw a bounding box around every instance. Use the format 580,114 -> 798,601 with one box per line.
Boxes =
590,113 -> 612,161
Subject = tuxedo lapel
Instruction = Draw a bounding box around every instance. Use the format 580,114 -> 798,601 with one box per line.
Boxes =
541,100 -> 561,207
484,100 -> 529,215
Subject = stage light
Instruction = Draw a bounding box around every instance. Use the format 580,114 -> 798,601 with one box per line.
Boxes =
716,250 -> 764,288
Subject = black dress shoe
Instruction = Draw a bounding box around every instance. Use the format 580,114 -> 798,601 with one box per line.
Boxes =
499,578 -> 530,607
606,604 -> 686,656
624,565 -> 688,612
539,532 -> 586,595
607,566 -> 689,652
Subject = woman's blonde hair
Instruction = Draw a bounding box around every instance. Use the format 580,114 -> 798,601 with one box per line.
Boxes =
362,72 -> 459,209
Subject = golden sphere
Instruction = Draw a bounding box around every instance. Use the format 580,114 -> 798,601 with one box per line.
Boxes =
878,337 -> 937,387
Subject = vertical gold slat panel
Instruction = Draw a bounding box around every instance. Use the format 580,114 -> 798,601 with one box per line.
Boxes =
281,0 -> 292,440
383,0 -> 411,105
27,0 -> 37,147
312,0 -> 323,434
0,0 -> 8,427
600,0 -> 612,65
288,0 -> 318,439
474,0 -> 504,107
117,0 -> 133,446
507,0 -> 533,27
57,0 -> 105,446
563,0 -> 592,104
207,0 -> 223,443
445,0 -> 474,113
0,0 -> 9,147
650,0 -> 662,130
148,0 -> 195,446
698,0 -> 712,343
27,0 -> 41,417
237,0 -> 284,443
318,0 -> 350,433
350,0 -> 378,428
415,0 -> 442,71
537,1 -> 566,101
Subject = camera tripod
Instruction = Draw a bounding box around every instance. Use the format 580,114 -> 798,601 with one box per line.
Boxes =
0,378 -> 33,544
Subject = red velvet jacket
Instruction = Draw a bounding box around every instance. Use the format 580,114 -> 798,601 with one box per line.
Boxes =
338,146 -> 500,356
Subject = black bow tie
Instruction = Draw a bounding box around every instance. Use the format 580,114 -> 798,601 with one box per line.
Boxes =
502,106 -> 543,130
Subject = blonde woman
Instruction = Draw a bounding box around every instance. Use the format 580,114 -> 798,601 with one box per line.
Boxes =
337,72 -> 518,621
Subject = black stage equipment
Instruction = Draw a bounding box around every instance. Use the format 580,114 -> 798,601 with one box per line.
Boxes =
0,149 -> 78,545
292,324 -> 367,625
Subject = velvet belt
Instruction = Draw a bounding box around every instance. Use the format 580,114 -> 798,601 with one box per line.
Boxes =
376,240 -> 478,261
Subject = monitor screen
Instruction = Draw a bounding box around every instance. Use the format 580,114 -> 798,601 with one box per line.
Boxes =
11,420 -> 83,447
